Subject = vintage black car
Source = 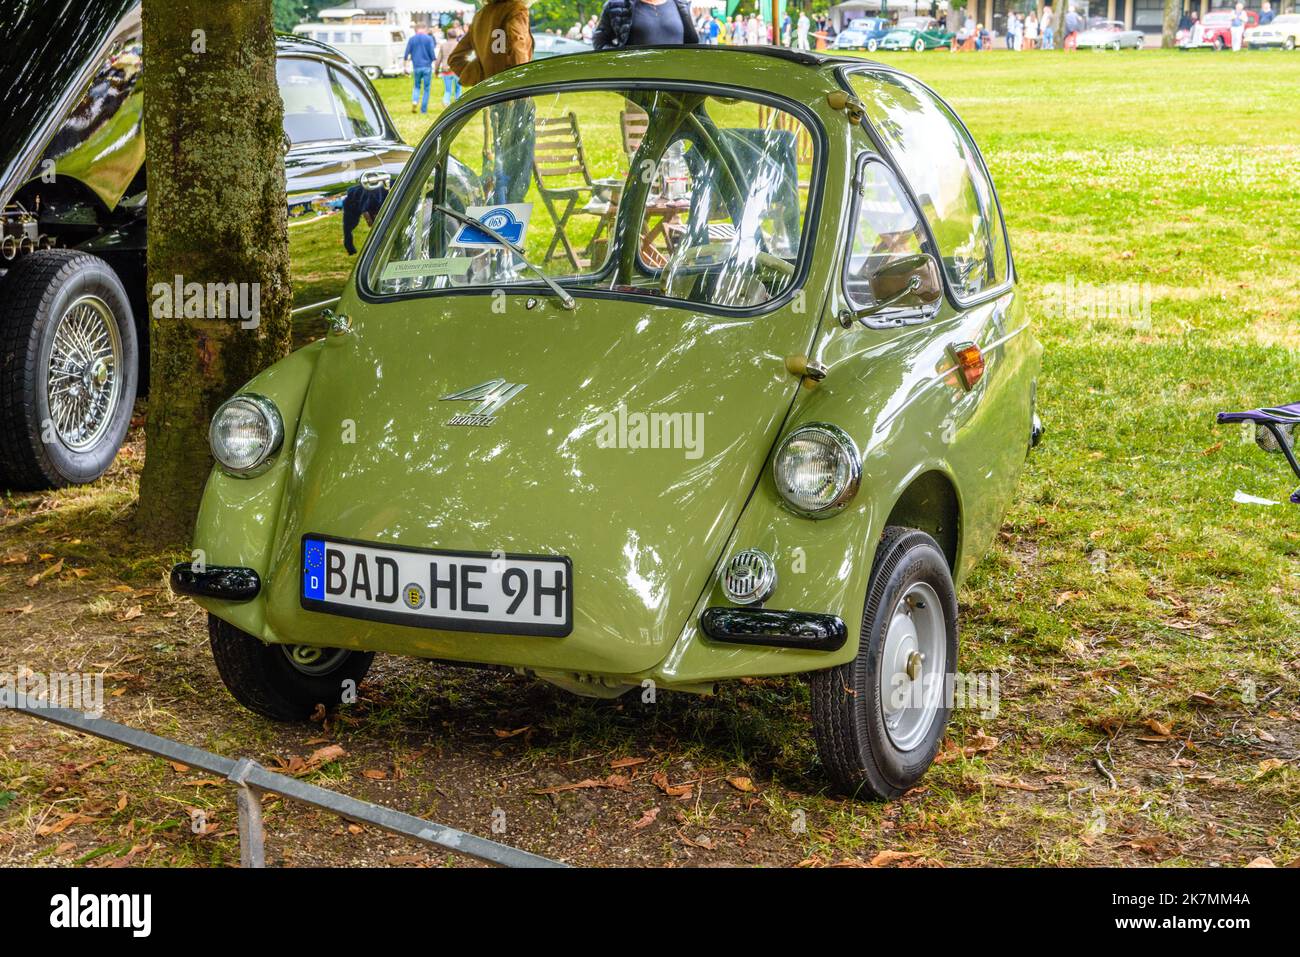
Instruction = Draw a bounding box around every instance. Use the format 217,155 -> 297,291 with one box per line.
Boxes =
0,1 -> 413,490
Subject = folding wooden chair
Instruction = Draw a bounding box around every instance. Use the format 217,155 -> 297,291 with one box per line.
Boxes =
532,111 -> 608,269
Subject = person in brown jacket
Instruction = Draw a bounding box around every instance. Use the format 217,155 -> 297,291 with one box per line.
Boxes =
447,0 -> 534,87
449,0 -> 536,204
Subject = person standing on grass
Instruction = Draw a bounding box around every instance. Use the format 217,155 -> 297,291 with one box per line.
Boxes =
1041,5 -> 1054,48
1025,11 -> 1038,48
592,0 -> 700,49
1063,5 -> 1081,49
404,25 -> 436,114
1260,1 -> 1275,25
796,10 -> 810,49
1230,2 -> 1246,50
448,0 -> 535,203
436,26 -> 462,107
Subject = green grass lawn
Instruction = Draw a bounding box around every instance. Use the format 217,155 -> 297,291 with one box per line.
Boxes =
2,49 -> 1297,867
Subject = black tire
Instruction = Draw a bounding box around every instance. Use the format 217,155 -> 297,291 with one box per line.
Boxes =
810,526 -> 959,800
1213,36 -> 1225,50
1285,37 -> 1295,50
0,250 -> 138,490
208,614 -> 375,721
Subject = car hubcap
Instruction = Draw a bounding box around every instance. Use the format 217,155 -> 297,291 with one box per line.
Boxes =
879,582 -> 945,752
283,644 -> 350,676
46,295 -> 122,452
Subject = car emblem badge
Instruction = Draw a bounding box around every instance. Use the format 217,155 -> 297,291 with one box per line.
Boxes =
440,378 -> 526,427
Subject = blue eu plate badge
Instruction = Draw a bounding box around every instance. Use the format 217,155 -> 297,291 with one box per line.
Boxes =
303,538 -> 325,601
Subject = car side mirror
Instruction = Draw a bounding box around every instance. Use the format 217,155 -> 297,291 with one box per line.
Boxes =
862,253 -> 943,316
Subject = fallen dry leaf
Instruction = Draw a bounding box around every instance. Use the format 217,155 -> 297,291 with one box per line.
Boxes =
362,769 -> 388,780
25,558 -> 63,587
631,807 -> 660,830
493,726 -> 531,739
651,770 -> 695,798
934,731 -> 999,764
1246,856 -> 1276,868
727,776 -> 755,793
114,604 -> 143,622
36,812 -> 98,836
2,604 -> 34,615
1144,717 -> 1173,737
989,775 -> 1047,792
533,774 -> 630,795
609,756 -> 649,769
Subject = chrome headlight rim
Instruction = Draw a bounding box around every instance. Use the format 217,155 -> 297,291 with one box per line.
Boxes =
772,422 -> 862,519
209,393 -> 284,478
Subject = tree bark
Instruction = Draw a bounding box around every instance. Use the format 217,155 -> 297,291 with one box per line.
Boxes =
1162,0 -> 1182,46
137,0 -> 292,543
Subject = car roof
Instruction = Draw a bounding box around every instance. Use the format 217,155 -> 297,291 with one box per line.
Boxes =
274,32 -> 356,67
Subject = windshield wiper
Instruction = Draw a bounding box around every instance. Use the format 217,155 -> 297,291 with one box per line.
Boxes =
432,204 -> 575,310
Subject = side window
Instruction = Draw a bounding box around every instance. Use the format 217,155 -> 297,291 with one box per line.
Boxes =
847,71 -> 1009,300
844,158 -> 931,312
330,68 -> 383,140
278,58 -> 344,144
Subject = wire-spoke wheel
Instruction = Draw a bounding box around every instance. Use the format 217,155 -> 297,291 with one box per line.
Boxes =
0,250 -> 137,490
46,295 -> 123,453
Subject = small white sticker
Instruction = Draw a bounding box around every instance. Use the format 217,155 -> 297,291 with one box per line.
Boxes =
381,257 -> 473,281
452,204 -> 533,248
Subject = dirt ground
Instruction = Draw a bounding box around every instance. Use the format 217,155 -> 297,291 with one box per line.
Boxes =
1,428 -> 1297,869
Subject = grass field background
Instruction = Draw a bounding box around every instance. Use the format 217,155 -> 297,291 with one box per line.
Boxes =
1,49 -> 1297,867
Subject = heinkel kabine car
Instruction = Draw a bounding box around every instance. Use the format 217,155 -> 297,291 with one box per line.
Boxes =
172,47 -> 1042,799
0,0 -> 412,491
1075,19 -> 1146,50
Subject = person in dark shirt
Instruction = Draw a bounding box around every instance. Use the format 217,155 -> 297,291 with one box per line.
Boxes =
403,25 -> 437,114
592,0 -> 700,50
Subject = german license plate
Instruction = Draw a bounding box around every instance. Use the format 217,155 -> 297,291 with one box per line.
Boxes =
300,535 -> 572,637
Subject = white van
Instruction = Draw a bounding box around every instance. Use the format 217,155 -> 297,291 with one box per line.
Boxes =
293,17 -> 410,80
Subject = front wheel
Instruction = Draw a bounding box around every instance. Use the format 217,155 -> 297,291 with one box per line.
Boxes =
0,250 -> 138,490
866,38 -> 879,52
1285,36 -> 1295,50
914,38 -> 926,52
1213,36 -> 1225,50
208,614 -> 375,721
811,526 -> 958,800
362,65 -> 382,80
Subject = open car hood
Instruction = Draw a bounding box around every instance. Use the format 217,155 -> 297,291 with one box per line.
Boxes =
0,0 -> 138,208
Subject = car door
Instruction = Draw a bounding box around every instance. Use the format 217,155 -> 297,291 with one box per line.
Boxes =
841,68 -> 1034,568
278,54 -> 388,319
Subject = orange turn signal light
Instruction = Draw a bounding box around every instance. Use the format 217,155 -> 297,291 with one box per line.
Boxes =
950,342 -> 985,390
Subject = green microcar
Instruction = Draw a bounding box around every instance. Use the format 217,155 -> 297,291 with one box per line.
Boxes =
172,47 -> 1042,800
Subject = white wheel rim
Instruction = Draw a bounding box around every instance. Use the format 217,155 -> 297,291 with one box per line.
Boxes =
879,582 -> 946,752
46,295 -> 122,452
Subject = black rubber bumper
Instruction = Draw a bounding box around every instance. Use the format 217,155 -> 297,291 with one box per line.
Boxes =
700,606 -> 847,652
170,563 -> 261,602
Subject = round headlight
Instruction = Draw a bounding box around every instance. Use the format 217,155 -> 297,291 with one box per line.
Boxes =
210,394 -> 283,476
772,423 -> 861,517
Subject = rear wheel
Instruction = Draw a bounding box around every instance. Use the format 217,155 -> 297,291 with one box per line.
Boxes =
208,614 -> 375,721
810,526 -> 958,800
1285,36 -> 1295,50
866,38 -> 879,51
362,65 -> 382,80
0,250 -> 137,489
1213,35 -> 1225,50
914,38 -> 926,52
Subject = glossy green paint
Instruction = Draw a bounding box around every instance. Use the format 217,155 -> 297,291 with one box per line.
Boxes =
189,49 -> 1040,693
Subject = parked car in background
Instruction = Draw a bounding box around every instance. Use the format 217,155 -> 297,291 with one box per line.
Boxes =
173,47 -> 1041,800
1076,18 -> 1145,49
292,14 -> 409,78
1180,9 -> 1258,49
832,17 -> 892,51
878,19 -> 955,51
1246,12 -> 1300,48
0,1 -> 414,490
531,33 -> 593,58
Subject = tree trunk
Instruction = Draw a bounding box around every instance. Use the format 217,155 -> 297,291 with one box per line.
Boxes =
137,0 -> 292,543
1162,0 -> 1182,46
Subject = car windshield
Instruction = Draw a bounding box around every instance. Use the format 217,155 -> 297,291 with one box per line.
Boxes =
365,86 -> 816,311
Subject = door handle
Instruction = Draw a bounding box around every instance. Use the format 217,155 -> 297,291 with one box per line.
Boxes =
358,169 -> 391,191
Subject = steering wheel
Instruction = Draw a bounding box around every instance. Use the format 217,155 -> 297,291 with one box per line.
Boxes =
657,243 -> 796,300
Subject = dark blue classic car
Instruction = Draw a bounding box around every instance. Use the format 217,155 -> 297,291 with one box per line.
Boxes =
833,17 -> 892,51
0,1 -> 416,491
